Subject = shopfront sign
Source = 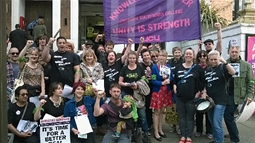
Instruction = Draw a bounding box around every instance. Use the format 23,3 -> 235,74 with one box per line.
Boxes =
246,35 -> 255,77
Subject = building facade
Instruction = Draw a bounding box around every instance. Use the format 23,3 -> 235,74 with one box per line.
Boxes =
6,0 -> 254,52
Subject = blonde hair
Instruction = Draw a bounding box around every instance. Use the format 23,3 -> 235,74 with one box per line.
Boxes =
150,50 -> 159,57
208,50 -> 220,57
28,47 -> 39,55
82,49 -> 97,65
159,50 -> 168,57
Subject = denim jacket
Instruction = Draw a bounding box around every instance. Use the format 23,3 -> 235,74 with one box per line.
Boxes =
64,96 -> 96,130
227,58 -> 254,104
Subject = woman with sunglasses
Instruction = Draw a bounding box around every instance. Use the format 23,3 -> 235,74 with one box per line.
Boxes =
18,40 -> 45,107
8,85 -> 39,143
194,50 -> 212,139
150,50 -> 159,64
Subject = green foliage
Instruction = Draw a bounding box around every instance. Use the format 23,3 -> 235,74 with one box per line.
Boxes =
200,0 -> 228,30
17,57 -> 27,63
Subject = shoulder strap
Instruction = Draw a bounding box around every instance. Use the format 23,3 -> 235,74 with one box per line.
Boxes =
19,64 -> 28,80
177,64 -> 196,85
108,100 -> 121,114
220,64 -> 230,95
21,102 -> 28,120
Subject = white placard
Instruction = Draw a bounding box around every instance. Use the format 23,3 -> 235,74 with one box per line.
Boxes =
74,115 -> 93,134
43,113 -> 56,120
62,84 -> 74,99
92,79 -> 105,92
40,117 -> 70,143
236,101 -> 255,122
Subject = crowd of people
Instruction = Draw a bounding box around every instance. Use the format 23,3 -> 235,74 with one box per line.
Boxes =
6,22 -> 254,143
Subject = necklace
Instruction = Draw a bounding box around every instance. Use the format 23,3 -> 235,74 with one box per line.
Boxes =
50,97 -> 61,108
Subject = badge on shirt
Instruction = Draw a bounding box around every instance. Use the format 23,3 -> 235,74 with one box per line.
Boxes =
16,110 -> 21,115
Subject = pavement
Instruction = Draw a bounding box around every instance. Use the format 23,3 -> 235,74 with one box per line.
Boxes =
95,115 -> 255,143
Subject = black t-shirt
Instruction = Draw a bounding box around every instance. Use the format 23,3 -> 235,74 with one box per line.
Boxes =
50,51 -> 80,86
103,59 -> 123,97
41,98 -> 65,118
119,65 -> 145,95
168,58 -> 183,74
205,64 -> 232,105
174,64 -> 205,102
8,102 -> 35,128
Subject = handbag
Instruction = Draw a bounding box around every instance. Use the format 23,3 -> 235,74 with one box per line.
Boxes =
11,64 -> 27,103
81,66 -> 94,96
14,64 -> 27,89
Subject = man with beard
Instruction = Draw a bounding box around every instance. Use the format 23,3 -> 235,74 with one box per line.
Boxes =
41,36 -> 80,87
94,83 -> 133,143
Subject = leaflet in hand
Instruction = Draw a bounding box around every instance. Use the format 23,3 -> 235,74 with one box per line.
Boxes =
92,79 -> 105,92
17,120 -> 38,133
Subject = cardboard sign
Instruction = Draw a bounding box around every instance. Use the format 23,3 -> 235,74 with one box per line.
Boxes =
165,104 -> 179,125
40,117 -> 70,143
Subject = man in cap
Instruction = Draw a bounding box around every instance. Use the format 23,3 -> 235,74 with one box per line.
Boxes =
196,23 -> 222,54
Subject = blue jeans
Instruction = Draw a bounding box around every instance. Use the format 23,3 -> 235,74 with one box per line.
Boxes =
102,130 -> 131,143
176,98 -> 196,138
137,106 -> 149,133
224,95 -> 239,142
207,104 -> 226,143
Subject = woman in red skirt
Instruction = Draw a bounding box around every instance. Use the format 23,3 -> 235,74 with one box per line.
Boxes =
150,50 -> 173,141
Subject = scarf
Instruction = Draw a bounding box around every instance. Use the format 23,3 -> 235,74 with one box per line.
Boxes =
123,96 -> 138,122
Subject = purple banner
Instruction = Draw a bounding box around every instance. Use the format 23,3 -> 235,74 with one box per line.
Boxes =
103,0 -> 201,44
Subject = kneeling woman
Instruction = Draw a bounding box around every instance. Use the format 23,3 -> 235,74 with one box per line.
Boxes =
8,85 -> 39,143
202,50 -> 235,143
64,82 -> 96,143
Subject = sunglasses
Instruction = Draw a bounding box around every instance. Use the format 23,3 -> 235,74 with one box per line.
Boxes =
200,55 -> 207,58
151,55 -> 158,58
11,52 -> 19,55
20,93 -> 28,97
204,43 -> 212,46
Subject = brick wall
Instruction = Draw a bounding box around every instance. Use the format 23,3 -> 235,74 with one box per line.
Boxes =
210,0 -> 234,22
60,0 -> 70,39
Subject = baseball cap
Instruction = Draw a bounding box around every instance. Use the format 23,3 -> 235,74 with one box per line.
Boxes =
203,39 -> 214,45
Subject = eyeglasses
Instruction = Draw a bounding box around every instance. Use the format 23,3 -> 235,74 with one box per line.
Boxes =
20,93 -> 28,96
11,52 -> 19,55
151,55 -> 158,58
200,54 -> 207,58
